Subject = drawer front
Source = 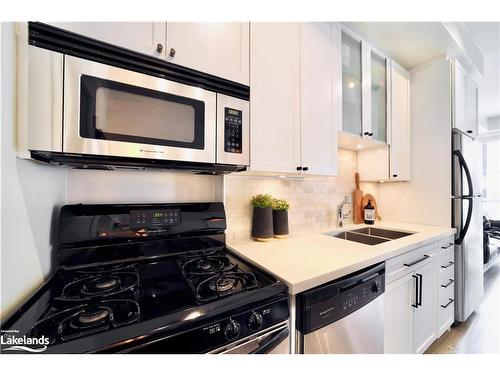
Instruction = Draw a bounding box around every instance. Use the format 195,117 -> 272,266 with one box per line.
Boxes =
386,242 -> 438,284
438,285 -> 454,336
438,236 -> 455,256
439,265 -> 455,289
439,251 -> 455,271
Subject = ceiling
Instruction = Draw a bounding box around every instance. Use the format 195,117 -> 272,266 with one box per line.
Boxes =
463,22 -> 500,121
342,22 -> 451,70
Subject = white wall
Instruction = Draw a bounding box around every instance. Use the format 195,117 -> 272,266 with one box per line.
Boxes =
66,169 -> 222,204
378,57 -> 452,227
1,23 -> 67,319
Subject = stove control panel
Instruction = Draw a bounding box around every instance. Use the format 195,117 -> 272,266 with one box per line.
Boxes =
247,311 -> 264,331
224,319 -> 241,341
130,209 -> 181,229
199,296 -> 288,348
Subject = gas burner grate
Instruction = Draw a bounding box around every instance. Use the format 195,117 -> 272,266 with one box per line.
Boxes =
30,299 -> 140,344
195,272 -> 259,302
58,272 -> 139,302
181,255 -> 237,278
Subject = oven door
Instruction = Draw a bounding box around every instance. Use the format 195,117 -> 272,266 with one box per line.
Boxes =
64,55 -> 216,163
209,322 -> 290,354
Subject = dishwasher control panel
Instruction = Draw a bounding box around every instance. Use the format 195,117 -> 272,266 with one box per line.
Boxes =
296,262 -> 385,334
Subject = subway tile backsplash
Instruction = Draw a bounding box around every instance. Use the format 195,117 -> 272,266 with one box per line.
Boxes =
224,150 -> 379,243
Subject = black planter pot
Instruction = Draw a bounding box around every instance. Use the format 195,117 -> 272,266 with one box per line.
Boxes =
251,207 -> 274,241
273,210 -> 289,238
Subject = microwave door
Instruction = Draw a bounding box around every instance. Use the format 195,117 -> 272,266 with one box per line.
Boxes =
63,55 -> 216,163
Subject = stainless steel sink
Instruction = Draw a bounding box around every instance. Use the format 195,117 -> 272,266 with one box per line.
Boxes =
350,227 -> 414,240
324,227 -> 415,246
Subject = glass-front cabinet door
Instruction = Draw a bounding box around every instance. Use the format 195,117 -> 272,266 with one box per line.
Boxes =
370,50 -> 388,143
341,31 -> 363,136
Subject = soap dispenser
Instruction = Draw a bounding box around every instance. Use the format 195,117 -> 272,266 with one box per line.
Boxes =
364,200 -> 375,225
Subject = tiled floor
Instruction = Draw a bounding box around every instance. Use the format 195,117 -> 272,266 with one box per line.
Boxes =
426,263 -> 500,354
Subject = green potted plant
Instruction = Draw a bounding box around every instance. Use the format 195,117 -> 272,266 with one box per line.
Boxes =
250,194 -> 274,241
272,199 -> 290,238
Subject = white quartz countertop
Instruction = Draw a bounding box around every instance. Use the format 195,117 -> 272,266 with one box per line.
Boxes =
227,222 -> 456,294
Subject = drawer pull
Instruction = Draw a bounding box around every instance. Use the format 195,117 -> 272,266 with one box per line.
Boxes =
441,298 -> 454,309
404,255 -> 430,267
441,279 -> 454,288
441,261 -> 454,269
441,242 -> 454,249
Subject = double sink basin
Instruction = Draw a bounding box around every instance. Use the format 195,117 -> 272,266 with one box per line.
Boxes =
324,227 -> 415,245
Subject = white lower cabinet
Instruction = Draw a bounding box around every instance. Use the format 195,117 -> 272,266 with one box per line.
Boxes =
384,272 -> 414,353
412,260 -> 438,353
385,240 -> 449,354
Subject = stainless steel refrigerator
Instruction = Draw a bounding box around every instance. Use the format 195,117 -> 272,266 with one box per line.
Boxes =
452,130 -> 484,322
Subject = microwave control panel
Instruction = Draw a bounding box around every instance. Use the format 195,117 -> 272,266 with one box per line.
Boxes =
224,108 -> 242,154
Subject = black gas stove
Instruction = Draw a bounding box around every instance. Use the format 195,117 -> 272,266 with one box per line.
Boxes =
1,203 -> 289,354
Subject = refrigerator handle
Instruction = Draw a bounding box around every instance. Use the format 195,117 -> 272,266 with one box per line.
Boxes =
456,197 -> 473,245
453,150 -> 474,197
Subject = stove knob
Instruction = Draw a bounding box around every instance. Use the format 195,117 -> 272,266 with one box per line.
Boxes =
371,282 -> 379,293
247,311 -> 264,331
224,319 -> 241,341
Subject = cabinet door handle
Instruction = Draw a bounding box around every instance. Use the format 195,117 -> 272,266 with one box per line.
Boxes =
403,255 -> 430,267
412,275 -> 419,308
441,279 -> 454,288
169,47 -> 176,57
296,166 -> 303,171
302,167 -> 309,171
466,130 -> 473,134
364,131 -> 370,136
417,273 -> 423,306
441,298 -> 454,309
156,43 -> 163,53
392,174 -> 398,178
441,261 -> 454,269
441,242 -> 454,249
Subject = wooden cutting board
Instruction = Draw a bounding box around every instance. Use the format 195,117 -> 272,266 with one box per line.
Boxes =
361,193 -> 382,221
353,173 -> 364,224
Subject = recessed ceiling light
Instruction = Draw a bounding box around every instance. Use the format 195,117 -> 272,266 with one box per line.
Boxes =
356,144 -> 363,149
348,81 -> 356,89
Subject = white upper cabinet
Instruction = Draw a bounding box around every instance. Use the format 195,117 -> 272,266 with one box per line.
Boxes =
453,59 -> 478,139
249,23 -> 301,173
250,22 -> 339,175
341,30 -> 363,137
166,23 -> 249,85
389,61 -> 411,181
368,48 -> 388,143
47,22 -> 166,59
299,23 -> 340,176
339,28 -> 388,149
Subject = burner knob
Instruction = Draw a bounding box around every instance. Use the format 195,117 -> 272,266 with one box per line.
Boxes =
224,319 -> 241,341
371,282 -> 379,293
247,311 -> 263,331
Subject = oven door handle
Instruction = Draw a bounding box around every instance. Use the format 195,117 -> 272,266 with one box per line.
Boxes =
250,326 -> 289,354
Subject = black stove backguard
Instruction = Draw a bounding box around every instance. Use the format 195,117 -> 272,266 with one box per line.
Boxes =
57,202 -> 226,268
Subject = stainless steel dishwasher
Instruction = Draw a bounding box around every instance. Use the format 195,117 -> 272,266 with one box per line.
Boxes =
296,262 -> 385,354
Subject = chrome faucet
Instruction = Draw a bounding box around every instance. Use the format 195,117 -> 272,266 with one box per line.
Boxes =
337,195 -> 352,228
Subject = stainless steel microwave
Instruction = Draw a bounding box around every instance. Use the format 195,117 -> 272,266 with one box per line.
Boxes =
17,42 -> 249,171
